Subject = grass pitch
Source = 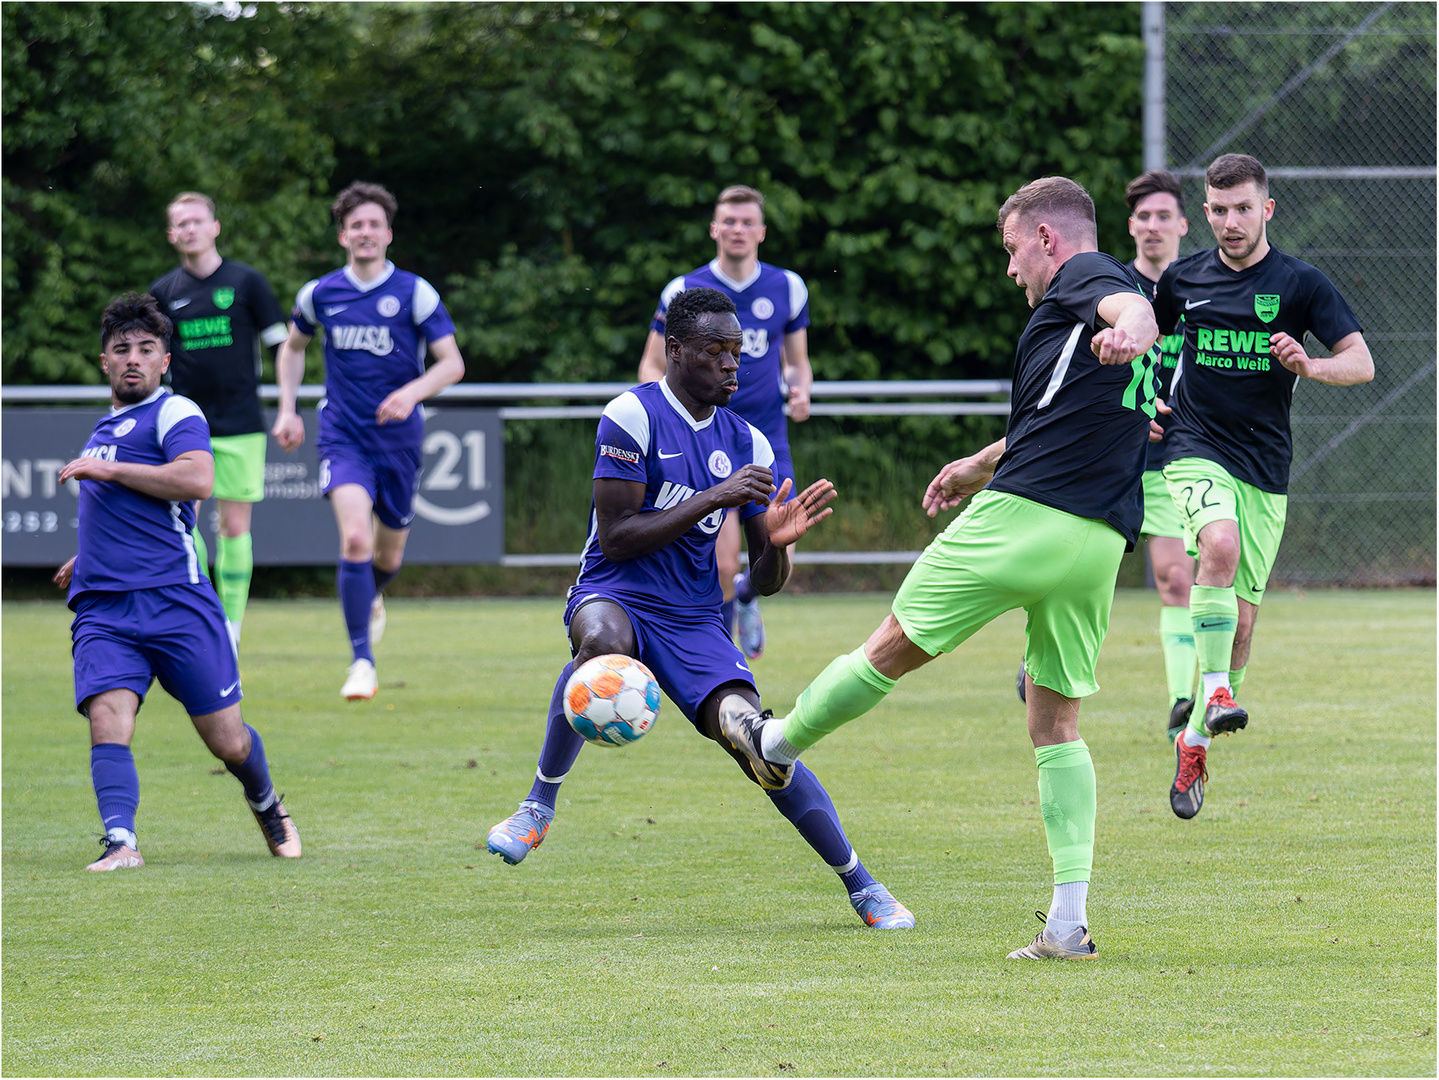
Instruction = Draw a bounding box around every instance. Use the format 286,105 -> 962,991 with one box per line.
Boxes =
3,589 -> 1434,1076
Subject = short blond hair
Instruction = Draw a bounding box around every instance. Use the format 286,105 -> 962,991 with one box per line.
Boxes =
167,191 -> 216,221
715,185 -> 764,217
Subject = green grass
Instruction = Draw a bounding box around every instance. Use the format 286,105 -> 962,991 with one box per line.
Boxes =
3,589 -> 1434,1076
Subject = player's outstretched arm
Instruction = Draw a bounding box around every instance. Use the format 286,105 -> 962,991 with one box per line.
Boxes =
636,330 -> 667,384
376,334 -> 466,425
272,323 -> 312,451
1092,291 -> 1159,365
59,449 -> 214,502
595,465 -> 775,563
744,477 -> 837,595
922,437 -> 1006,517
781,330 -> 813,422
1270,330 -> 1374,386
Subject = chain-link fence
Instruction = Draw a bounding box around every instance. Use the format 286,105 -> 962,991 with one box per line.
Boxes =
1156,1 -> 1435,585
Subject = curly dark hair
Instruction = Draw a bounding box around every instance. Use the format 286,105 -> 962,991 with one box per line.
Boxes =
332,181 -> 398,228
665,287 -> 738,346
101,292 -> 172,349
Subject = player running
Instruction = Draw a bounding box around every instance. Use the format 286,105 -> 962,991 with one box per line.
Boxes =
721,178 -> 1162,959
149,192 -> 289,647
636,185 -> 813,661
54,293 -> 300,871
487,287 -> 914,931
1156,154 -> 1372,819
272,182 -> 465,701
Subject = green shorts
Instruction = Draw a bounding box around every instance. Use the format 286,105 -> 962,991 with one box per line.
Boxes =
891,489 -> 1126,698
1140,468 -> 1183,539
210,432 -> 267,503
1163,457 -> 1287,605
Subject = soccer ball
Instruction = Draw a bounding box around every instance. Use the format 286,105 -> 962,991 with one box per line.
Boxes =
564,654 -> 661,748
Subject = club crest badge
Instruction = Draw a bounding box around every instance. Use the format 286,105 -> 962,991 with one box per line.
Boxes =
708,450 -> 733,478
1254,294 -> 1280,323
212,287 -> 235,310
378,296 -> 401,318
114,419 -> 137,437
751,297 -> 774,320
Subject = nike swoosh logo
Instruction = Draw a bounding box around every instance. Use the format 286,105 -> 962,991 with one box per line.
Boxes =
170,298 -> 191,310
658,450 -> 683,459
735,661 -> 749,671
220,681 -> 239,696
1196,620 -> 1230,630
1250,585 -> 1264,593
1184,298 -> 1212,310
324,305 -> 348,316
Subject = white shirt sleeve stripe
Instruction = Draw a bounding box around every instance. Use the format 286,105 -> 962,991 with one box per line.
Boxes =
295,280 -> 319,326
783,269 -> 809,321
748,425 -> 776,469
260,322 -> 289,347
1036,323 -> 1086,409
657,276 -> 688,318
413,277 -> 441,324
156,394 -> 207,445
602,391 -> 651,454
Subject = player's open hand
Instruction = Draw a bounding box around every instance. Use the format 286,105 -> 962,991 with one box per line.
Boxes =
53,556 -> 75,590
376,388 -> 418,426
1090,326 -> 1145,365
922,457 -> 991,517
1269,331 -> 1314,377
272,411 -> 305,452
764,477 -> 837,547
58,456 -> 116,485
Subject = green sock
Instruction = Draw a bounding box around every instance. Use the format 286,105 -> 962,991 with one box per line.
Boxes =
1229,665 -> 1246,698
214,533 -> 254,631
1159,604 -> 1196,703
1190,585 -> 1238,735
781,646 -> 898,752
1035,740 -> 1095,885
191,526 -> 210,580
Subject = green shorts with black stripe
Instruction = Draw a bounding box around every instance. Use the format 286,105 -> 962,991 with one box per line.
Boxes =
1140,468 -> 1183,539
891,488 -> 1127,699
210,432 -> 267,503
1163,456 -> 1287,606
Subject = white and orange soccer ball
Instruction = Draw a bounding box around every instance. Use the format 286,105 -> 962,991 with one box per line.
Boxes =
563,654 -> 662,748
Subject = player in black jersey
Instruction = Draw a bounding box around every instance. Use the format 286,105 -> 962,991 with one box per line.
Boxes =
150,193 -> 288,647
1154,154 -> 1373,819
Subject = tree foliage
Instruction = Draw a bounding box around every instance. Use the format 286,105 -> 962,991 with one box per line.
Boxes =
4,1 -> 1146,386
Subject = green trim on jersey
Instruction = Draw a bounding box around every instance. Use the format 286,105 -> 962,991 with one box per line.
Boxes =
1163,457 -> 1287,605
211,432 -> 267,503
891,489 -> 1125,699
1140,467 -> 1184,539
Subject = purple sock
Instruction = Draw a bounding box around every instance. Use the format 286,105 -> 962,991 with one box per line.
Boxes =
721,599 -> 737,639
767,761 -> 876,893
91,743 -> 140,841
224,724 -> 276,810
734,572 -> 758,604
526,662 -> 585,809
338,558 -> 375,662
372,565 -> 400,593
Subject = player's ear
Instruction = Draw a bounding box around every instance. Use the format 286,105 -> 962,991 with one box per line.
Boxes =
1263,199 -> 1275,221
1178,216 -> 1189,237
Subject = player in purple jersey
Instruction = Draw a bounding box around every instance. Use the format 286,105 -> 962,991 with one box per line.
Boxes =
52,293 -> 300,872
272,182 -> 465,701
487,288 -> 914,931
637,186 -> 813,661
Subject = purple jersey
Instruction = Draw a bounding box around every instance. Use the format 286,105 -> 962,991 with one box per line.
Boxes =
650,260 -> 809,442
68,388 -> 212,607
571,380 -> 775,612
291,262 -> 457,454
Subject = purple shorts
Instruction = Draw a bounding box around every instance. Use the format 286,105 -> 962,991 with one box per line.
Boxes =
564,589 -> 755,726
317,440 -> 423,530
71,584 -> 242,717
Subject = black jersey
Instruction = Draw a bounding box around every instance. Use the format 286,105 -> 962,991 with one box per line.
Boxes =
150,259 -> 288,437
1154,246 -> 1362,494
988,251 -> 1161,547
1128,260 -> 1186,472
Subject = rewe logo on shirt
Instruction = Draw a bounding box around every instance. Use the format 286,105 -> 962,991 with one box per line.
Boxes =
329,325 -> 395,355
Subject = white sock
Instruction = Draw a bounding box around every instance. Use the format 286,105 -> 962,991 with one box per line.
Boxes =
760,717 -> 801,765
1184,726 -> 1212,750
1047,880 -> 1088,940
107,827 -> 138,850
1200,671 -> 1229,703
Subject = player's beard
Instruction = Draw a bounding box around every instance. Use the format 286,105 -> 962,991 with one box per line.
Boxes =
112,375 -> 153,405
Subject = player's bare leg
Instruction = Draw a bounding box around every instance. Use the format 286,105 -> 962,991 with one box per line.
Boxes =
1188,518 -> 1248,739
487,600 -> 638,865
85,690 -> 144,870
330,483 -> 383,699
192,703 -> 299,857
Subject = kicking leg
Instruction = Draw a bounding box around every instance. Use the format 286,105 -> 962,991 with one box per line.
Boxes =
84,690 -> 144,871
193,704 -> 300,857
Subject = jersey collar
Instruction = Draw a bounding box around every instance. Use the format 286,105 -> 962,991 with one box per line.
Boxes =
343,261 -> 397,292
111,386 -> 169,417
658,377 -> 715,431
707,258 -> 762,292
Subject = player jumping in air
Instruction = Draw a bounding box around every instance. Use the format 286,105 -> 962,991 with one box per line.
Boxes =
149,191 -> 289,648
54,293 -> 300,871
1156,154 -> 1372,819
272,182 -> 466,701
721,178 -> 1162,959
636,185 -> 813,661
487,287 -> 914,931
